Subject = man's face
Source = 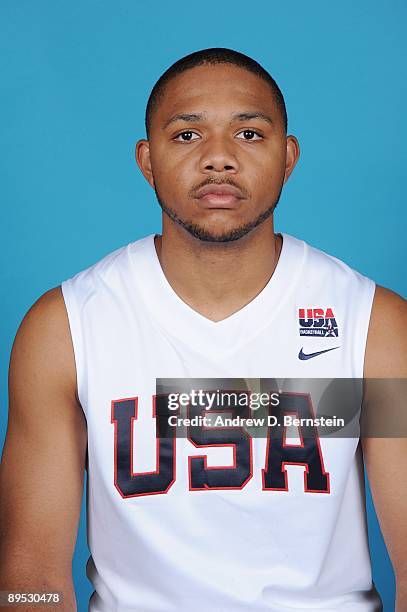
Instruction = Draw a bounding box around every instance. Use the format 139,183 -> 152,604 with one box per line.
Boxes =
137,63 -> 299,242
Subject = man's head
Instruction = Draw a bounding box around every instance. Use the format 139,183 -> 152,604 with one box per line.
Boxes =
136,48 -> 299,243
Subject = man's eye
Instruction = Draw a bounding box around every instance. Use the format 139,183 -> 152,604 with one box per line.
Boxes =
236,130 -> 262,141
174,131 -> 200,142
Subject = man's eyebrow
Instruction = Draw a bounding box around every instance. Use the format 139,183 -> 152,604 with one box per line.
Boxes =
162,111 -> 274,130
163,113 -> 205,129
231,112 -> 273,126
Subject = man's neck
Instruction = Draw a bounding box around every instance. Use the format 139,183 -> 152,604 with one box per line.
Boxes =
154,222 -> 282,323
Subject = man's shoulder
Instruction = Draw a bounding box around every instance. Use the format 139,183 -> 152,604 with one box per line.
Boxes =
365,285 -> 407,377
11,286 -> 78,395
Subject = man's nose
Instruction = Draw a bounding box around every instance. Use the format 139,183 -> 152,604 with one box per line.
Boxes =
198,136 -> 239,173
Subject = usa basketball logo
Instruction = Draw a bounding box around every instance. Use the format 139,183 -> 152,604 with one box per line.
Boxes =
298,307 -> 339,337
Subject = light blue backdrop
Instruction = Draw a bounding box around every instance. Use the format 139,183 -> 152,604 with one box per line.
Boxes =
1,1 -> 405,610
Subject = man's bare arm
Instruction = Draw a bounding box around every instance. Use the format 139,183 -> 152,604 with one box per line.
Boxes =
363,285 -> 407,612
0,287 -> 87,611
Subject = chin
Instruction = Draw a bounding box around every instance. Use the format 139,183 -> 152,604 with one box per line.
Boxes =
181,221 -> 255,243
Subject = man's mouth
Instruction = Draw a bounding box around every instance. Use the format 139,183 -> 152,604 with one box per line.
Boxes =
193,184 -> 246,208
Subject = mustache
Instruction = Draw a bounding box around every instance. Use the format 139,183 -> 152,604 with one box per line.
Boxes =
188,177 -> 250,199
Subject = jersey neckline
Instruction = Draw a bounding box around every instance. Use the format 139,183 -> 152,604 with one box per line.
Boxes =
129,232 -> 307,355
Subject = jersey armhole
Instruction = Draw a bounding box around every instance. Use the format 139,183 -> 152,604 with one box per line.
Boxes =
60,279 -> 87,413
354,278 -> 377,379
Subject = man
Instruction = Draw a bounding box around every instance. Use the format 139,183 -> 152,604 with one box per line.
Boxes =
0,48 -> 406,611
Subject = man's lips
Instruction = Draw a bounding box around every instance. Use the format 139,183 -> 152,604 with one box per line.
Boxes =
193,184 -> 246,208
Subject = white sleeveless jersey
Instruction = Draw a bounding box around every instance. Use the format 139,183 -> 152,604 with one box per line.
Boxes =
61,233 -> 383,612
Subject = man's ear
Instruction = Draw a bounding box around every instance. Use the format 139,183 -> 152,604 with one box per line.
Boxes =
283,135 -> 300,184
135,139 -> 155,189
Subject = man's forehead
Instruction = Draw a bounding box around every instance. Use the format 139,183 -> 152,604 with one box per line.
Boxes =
157,66 -> 276,120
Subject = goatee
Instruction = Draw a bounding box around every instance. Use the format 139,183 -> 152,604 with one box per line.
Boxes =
154,188 -> 283,243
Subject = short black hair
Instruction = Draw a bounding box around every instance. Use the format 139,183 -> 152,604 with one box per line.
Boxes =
145,47 -> 288,137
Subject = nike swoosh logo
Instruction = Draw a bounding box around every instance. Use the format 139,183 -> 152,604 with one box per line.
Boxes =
298,347 -> 340,360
